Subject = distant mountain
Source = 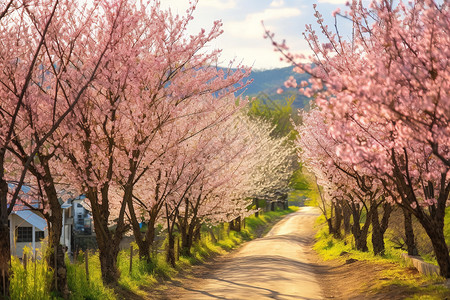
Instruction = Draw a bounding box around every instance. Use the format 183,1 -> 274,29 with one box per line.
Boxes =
238,66 -> 311,109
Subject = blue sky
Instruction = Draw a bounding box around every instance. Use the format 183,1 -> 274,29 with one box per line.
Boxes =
160,0 -> 352,70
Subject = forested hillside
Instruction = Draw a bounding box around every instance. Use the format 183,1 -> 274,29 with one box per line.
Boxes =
239,66 -> 311,108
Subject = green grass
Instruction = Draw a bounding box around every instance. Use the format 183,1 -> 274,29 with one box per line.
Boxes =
116,245 -> 157,295
10,247 -> 53,300
313,218 -> 450,299
10,207 -> 297,299
66,251 -> 116,300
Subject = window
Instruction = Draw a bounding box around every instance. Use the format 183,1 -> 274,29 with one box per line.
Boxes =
17,227 -> 32,243
35,231 -> 44,242
77,203 -> 83,208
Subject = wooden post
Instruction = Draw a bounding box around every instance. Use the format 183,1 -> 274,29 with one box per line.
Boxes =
74,248 -> 78,264
2,269 -> 5,297
85,250 -> 89,283
129,246 -> 133,275
54,245 -> 58,292
23,253 -> 27,271
177,236 -> 180,260
33,252 -> 37,296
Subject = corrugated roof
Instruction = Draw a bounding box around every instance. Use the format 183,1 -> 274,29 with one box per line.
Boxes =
12,210 -> 47,231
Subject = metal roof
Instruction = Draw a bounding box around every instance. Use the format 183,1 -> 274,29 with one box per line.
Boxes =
12,210 -> 47,231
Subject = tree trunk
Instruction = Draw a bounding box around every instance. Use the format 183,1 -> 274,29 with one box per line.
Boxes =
209,228 -> 217,244
0,177 -> 10,298
420,220 -> 450,277
134,212 -> 157,264
350,203 -> 370,252
343,204 -> 351,234
326,218 -> 334,236
254,198 -> 259,218
135,221 -> 155,265
98,244 -> 120,285
402,207 -> 418,256
88,189 -> 126,286
179,222 -> 192,257
166,232 -> 176,267
371,206 -> 385,255
354,229 -> 369,252
333,201 -> 342,239
193,224 -> 201,242
47,230 -> 68,298
235,216 -> 241,232
41,165 -> 69,298
0,222 -> 10,298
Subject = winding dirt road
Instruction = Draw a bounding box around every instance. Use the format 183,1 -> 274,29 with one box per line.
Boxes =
167,207 -> 323,300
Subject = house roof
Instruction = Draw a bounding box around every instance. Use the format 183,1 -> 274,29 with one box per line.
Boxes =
12,210 -> 47,231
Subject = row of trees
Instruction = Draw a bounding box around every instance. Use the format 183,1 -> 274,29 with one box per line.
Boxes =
268,0 -> 449,276
0,0 -> 295,297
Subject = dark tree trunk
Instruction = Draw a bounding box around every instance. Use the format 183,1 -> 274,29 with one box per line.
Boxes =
229,218 -> 241,232
193,224 -> 201,242
333,201 -> 342,239
127,170 -> 164,264
47,225 -> 68,298
326,218 -> 334,236
179,222 -> 192,257
371,203 -> 392,256
354,231 -> 369,252
98,243 -> 120,285
166,232 -> 176,267
420,220 -> 450,277
132,207 -> 157,264
228,220 -> 234,231
88,188 -> 127,286
254,198 -> 259,218
209,228 -> 217,244
343,204 -> 351,234
136,223 -> 155,264
0,221 -> 10,298
0,177 -> 10,298
39,160 -> 69,298
390,151 -> 450,276
235,216 -> 241,232
402,207 -> 418,256
350,202 -> 370,252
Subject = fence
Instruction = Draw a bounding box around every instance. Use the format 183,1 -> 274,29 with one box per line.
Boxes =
401,253 -> 440,277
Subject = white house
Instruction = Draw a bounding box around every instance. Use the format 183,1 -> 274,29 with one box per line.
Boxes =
9,210 -> 48,258
8,184 -> 93,258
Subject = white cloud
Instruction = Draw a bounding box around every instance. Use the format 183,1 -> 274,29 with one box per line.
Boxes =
224,7 -> 301,39
270,0 -> 285,7
253,8 -> 301,21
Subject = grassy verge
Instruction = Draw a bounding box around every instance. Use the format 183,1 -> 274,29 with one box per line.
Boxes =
313,218 -> 450,300
10,207 -> 298,299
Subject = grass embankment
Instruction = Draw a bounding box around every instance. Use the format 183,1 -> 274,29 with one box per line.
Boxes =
10,207 -> 298,299
314,216 -> 450,300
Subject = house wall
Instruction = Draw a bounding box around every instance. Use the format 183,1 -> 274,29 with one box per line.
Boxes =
9,214 -> 48,258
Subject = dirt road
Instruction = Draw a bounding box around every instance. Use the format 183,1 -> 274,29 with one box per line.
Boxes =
167,207 -> 322,300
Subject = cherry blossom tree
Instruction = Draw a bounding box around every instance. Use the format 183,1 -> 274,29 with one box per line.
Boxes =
268,0 -> 450,275
56,0 -> 249,284
0,0 -> 119,295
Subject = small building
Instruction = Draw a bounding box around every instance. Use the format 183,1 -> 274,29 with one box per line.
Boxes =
9,210 -> 48,258
7,184 -> 94,258
59,195 -> 95,254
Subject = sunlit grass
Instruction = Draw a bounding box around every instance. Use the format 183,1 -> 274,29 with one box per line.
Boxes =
10,247 -> 53,300
66,251 -> 116,300
10,207 -> 296,299
313,218 -> 450,299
